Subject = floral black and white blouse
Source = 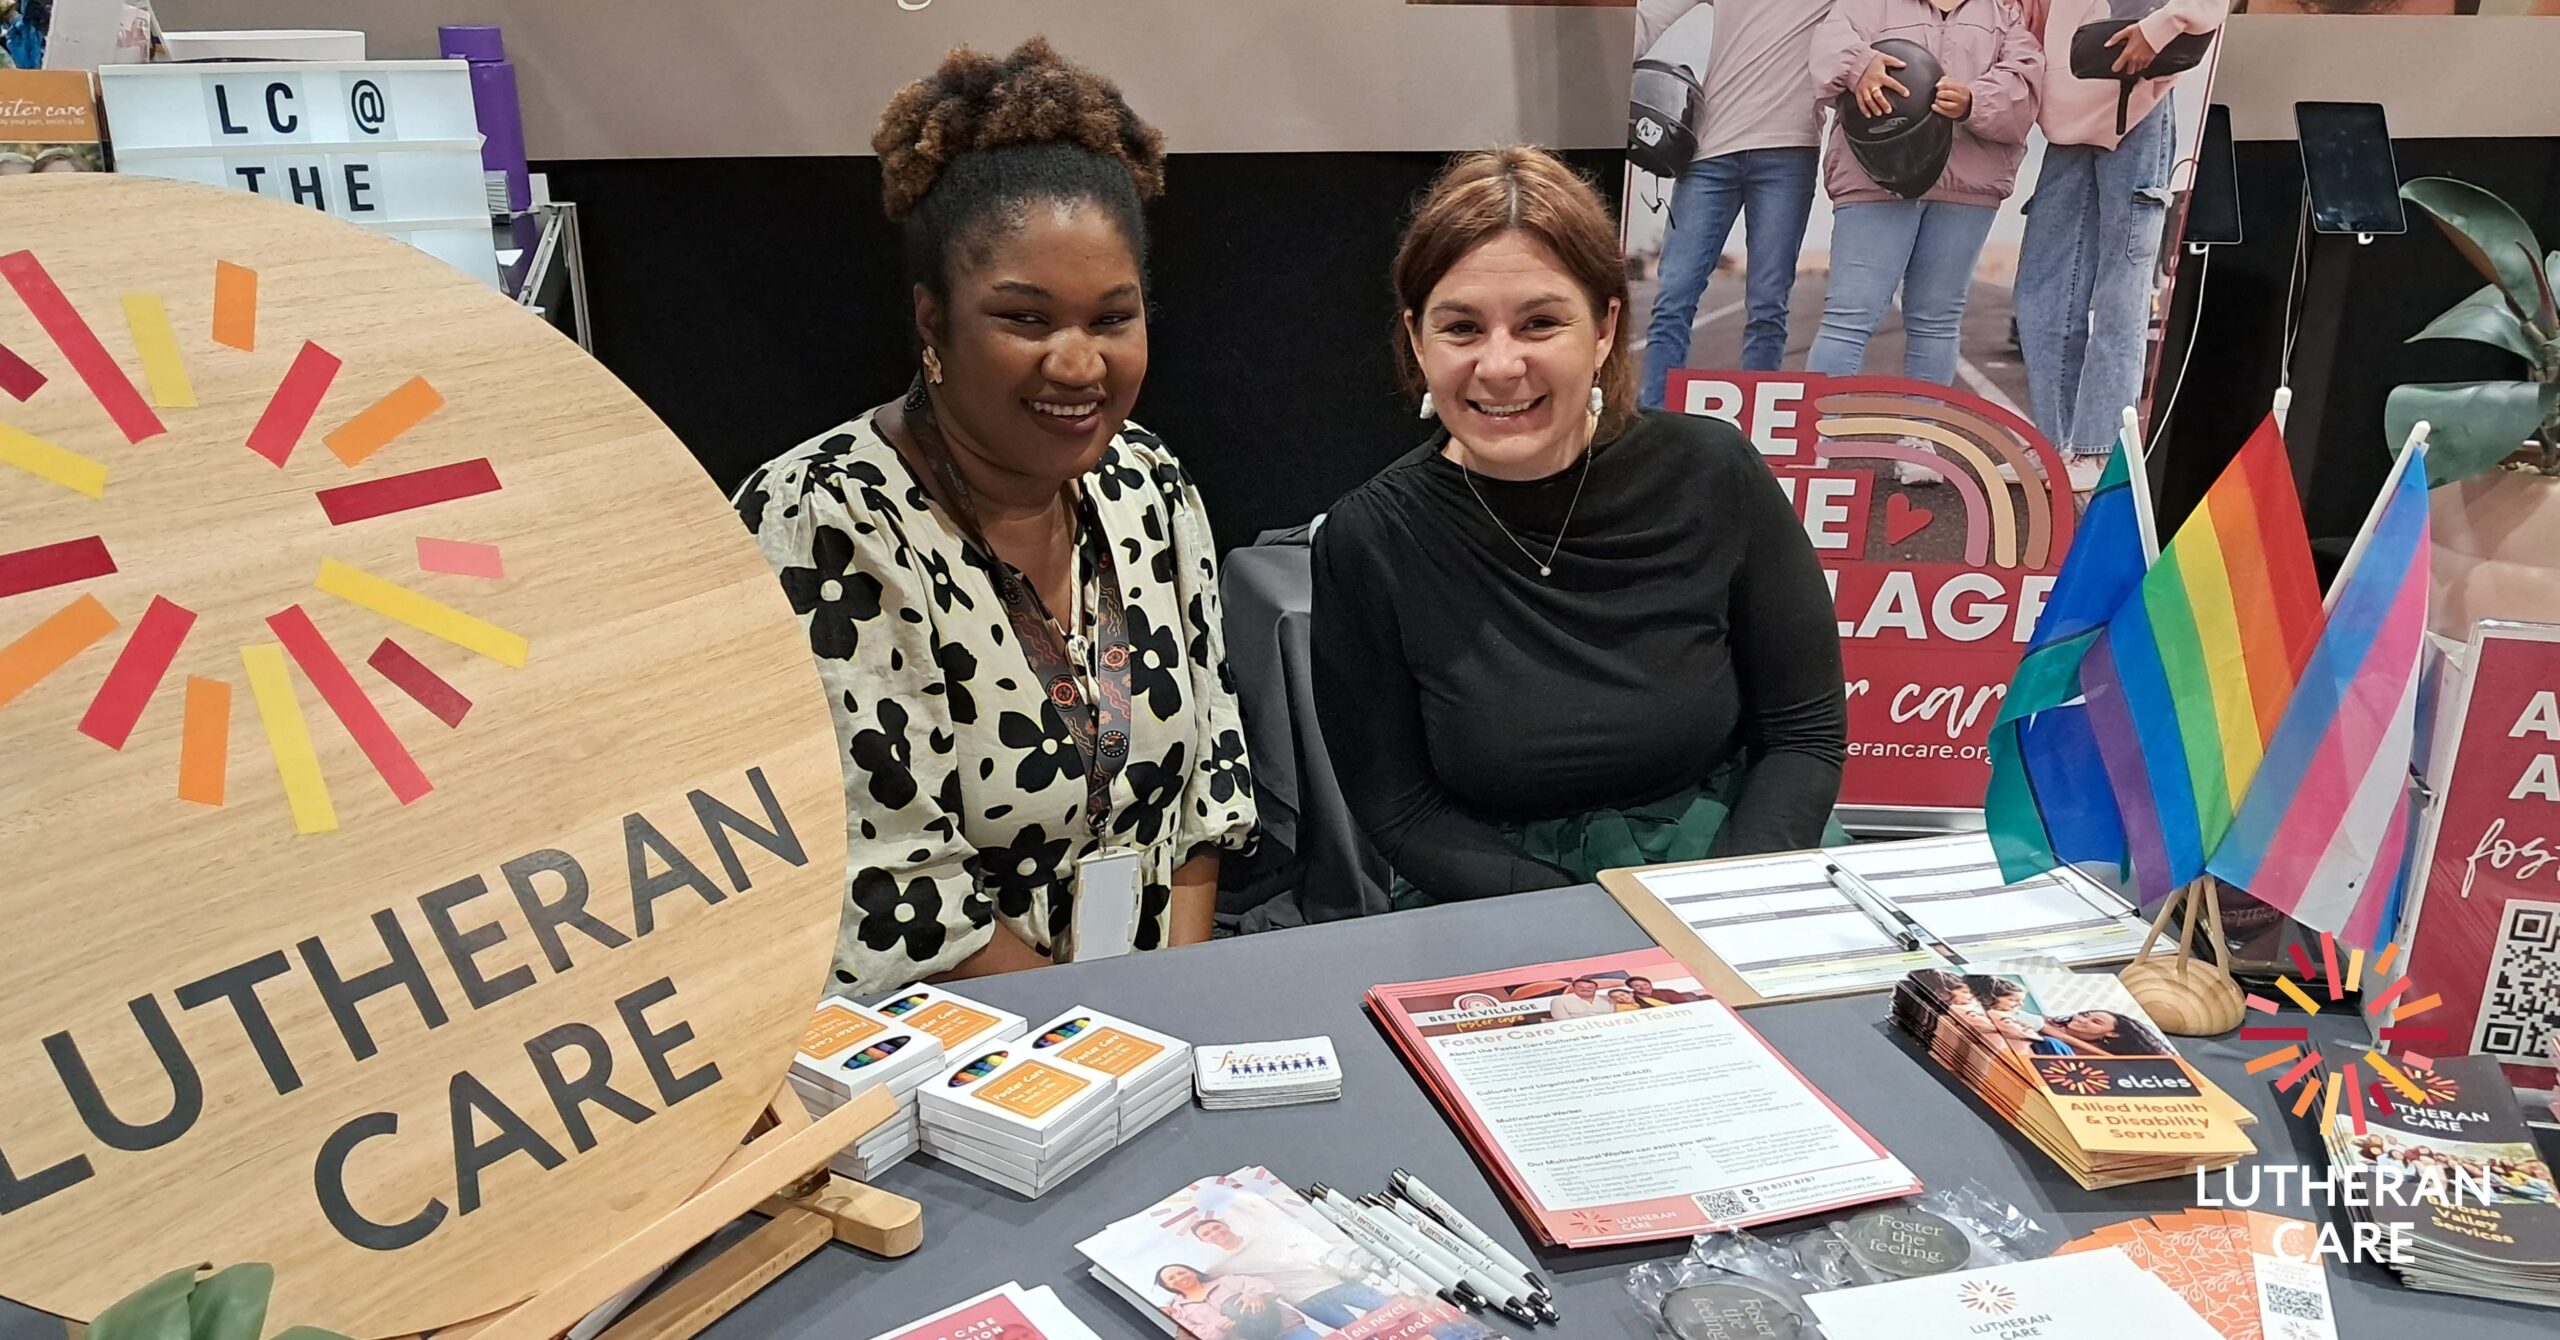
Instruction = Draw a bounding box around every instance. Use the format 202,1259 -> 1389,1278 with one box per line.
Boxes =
736,412 -> 1257,994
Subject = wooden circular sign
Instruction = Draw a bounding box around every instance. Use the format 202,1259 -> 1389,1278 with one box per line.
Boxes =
0,176 -> 843,1336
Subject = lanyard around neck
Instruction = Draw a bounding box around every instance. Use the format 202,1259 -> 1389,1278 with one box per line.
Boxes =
902,381 -> 1134,835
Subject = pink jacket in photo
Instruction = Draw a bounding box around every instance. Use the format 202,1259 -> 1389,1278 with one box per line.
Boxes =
1813,0 -> 2043,209
2022,0 -> 2229,149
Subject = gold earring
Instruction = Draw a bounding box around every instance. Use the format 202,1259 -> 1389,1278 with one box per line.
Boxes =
922,347 -> 944,385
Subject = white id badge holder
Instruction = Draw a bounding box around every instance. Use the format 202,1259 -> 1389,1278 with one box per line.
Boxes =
1066,847 -> 1143,962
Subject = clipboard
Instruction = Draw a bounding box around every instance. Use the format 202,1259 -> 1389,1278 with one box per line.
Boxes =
1599,835 -> 2150,1009
1600,861 -> 1770,1007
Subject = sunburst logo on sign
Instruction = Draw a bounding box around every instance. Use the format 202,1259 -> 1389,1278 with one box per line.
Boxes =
0,249 -> 523,835
1958,1280 -> 2018,1316
2037,1058 -> 2111,1096
2242,930 -> 2448,1134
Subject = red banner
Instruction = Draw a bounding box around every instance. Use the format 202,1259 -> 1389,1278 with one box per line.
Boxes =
1666,371 -> 2076,812
2401,624 -> 2560,1085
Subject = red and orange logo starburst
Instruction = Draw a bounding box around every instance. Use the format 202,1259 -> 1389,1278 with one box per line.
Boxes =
1959,1281 -> 2018,1316
2038,1058 -> 2111,1096
2244,931 -> 2448,1134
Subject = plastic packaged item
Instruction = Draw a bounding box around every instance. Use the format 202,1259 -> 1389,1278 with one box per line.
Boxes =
1627,1182 -> 2058,1337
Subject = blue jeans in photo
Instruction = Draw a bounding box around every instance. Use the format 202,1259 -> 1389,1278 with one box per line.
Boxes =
1291,1282 -> 1392,1327
2016,100 -> 2178,454
1640,147 -> 1820,408
1804,199 -> 2000,387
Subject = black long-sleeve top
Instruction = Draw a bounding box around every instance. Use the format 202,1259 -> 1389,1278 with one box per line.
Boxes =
1310,409 -> 1847,902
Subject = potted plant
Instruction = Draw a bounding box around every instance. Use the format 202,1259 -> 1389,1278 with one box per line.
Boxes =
2385,177 -> 2560,638
74,1264 -> 349,1340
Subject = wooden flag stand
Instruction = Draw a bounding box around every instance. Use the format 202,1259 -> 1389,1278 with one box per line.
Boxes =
2117,878 -> 2248,1037
66,1084 -> 921,1340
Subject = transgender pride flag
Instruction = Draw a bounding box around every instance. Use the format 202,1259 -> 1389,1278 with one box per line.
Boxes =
2207,445 -> 2432,947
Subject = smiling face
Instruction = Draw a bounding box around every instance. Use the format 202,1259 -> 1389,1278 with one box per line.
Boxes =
1570,979 -> 1599,999
1408,231 -> 1619,481
917,200 -> 1147,490
1191,1219 -> 1243,1251
2063,1011 -> 2119,1041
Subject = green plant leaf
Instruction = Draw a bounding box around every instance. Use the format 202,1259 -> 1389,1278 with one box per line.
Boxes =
2403,179 -> 2552,330
2408,280 -> 2542,363
186,1264 -> 273,1340
270,1328 -> 359,1340
83,1266 -> 200,1340
2387,380 -> 2545,486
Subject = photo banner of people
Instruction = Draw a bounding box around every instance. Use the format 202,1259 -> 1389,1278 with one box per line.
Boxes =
1619,0 -> 2229,815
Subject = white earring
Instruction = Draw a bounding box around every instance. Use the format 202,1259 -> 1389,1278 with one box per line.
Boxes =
1419,392 -> 1437,420
1588,385 -> 1605,417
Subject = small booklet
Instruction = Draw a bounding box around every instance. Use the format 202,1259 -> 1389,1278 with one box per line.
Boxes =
1029,1006 -> 1192,1138
1367,949 -> 1917,1248
1890,961 -> 2255,1189
1077,1166 -> 1496,1339
864,1280 -> 1104,1340
2312,1049 -> 2560,1307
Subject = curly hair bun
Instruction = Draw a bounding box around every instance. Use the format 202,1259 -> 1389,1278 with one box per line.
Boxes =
874,36 -> 1167,221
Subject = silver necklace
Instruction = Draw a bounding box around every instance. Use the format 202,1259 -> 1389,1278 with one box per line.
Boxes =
1461,444 -> 1593,578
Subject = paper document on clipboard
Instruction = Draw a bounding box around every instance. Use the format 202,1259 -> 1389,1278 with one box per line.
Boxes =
1606,833 -> 2148,1004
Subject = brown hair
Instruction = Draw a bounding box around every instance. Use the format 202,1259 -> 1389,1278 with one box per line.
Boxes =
873,38 -> 1167,309
1392,147 -> 1637,443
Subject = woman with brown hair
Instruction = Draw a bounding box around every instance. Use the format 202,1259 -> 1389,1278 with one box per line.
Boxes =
735,38 -> 1255,993
1311,147 -> 1844,907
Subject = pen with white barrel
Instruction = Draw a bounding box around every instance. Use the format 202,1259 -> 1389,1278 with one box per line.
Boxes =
1322,1187 -> 1529,1326
1390,1169 -> 1550,1299
1368,1194 -> 1553,1325
1303,1185 -> 1485,1314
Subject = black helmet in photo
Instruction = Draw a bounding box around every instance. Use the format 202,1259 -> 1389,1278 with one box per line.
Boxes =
1836,38 -> 1950,202
1628,59 -> 1704,181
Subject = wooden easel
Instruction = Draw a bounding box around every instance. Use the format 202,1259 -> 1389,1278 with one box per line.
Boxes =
2117,877 -> 2247,1037
66,1085 -> 921,1340
440,1083 -> 919,1340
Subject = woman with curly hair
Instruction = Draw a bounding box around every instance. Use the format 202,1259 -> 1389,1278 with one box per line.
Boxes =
735,38 -> 1255,993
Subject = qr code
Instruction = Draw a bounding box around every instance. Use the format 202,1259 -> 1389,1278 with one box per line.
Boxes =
1693,1190 -> 1751,1223
2472,899 -> 2560,1067
2264,1283 -> 2326,1322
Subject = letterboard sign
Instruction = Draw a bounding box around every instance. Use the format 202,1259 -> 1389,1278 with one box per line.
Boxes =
96,61 -> 499,289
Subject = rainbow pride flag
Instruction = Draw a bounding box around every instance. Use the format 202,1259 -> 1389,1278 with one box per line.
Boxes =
2207,445 -> 2431,947
2079,417 -> 2323,903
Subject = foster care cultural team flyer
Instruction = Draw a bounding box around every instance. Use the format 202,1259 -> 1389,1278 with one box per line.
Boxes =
1368,949 -> 1918,1247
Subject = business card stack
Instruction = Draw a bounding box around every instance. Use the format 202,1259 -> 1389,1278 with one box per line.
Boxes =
918,1043 -> 1120,1198
1888,963 -> 2255,1189
1028,1007 -> 1192,1140
1192,1036 -> 1342,1109
788,998 -> 945,1180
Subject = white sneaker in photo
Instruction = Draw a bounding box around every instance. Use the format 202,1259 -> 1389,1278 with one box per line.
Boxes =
2065,453 -> 2111,494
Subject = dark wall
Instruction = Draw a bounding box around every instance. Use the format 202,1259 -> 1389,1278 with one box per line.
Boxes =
2151,136 -> 2560,557
538,151 -> 1624,553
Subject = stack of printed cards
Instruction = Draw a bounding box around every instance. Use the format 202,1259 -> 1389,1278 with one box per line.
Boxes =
1888,961 -> 2255,1189
1193,1036 -> 1342,1109
919,1042 -> 1120,1198
2054,1210 -> 2340,1340
1030,1007 -> 1192,1140
864,1280 -> 1104,1340
2307,1049 -> 2560,1307
788,997 -> 945,1180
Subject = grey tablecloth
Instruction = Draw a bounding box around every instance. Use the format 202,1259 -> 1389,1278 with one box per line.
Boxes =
2,887 -> 2546,1339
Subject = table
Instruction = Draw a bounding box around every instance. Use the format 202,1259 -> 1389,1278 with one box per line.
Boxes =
1,886 -> 2547,1339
